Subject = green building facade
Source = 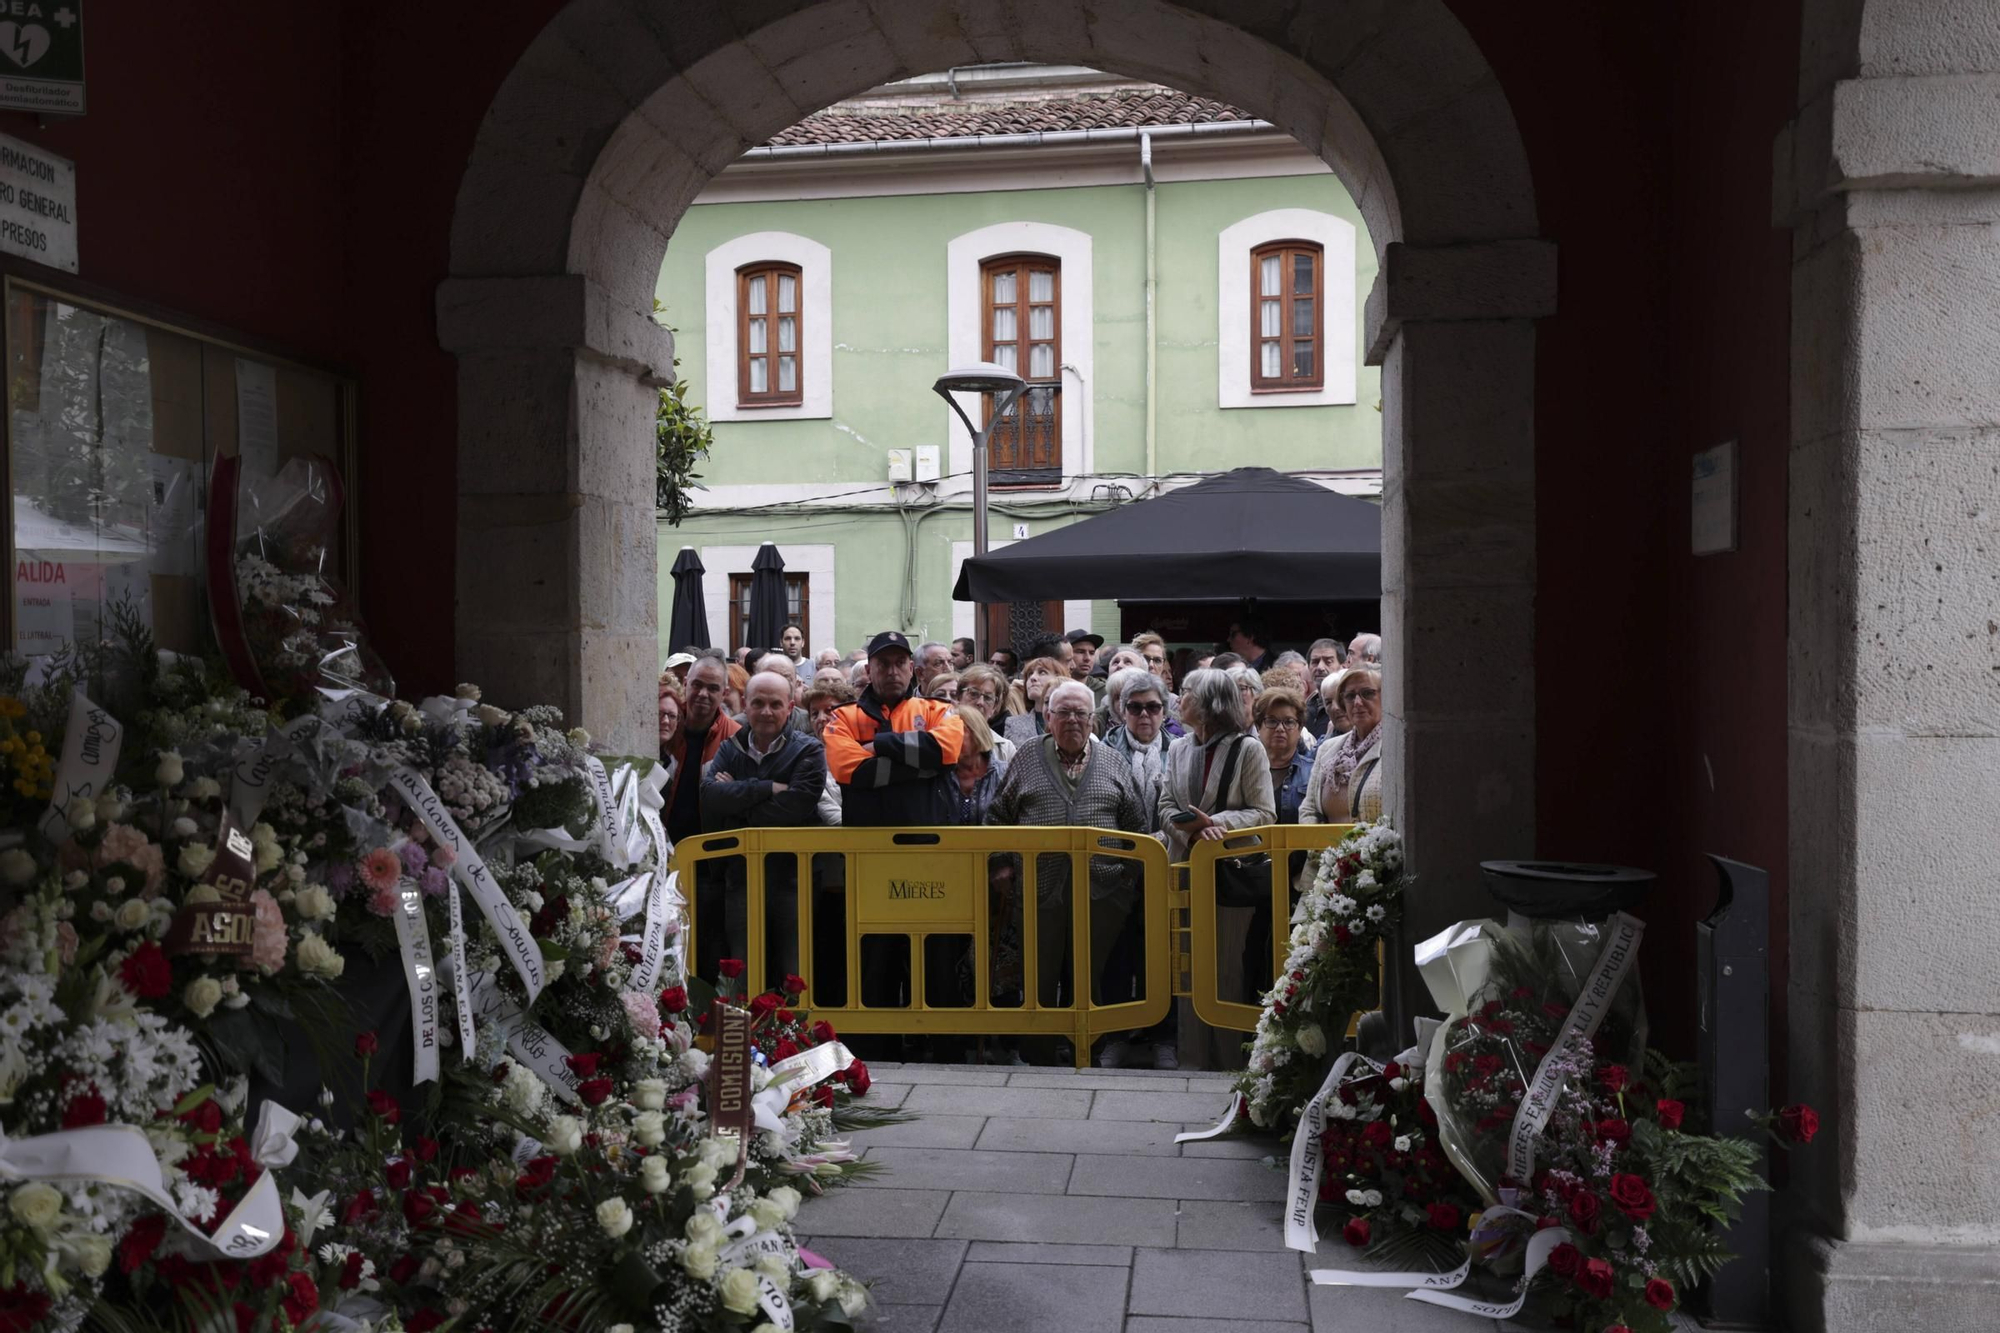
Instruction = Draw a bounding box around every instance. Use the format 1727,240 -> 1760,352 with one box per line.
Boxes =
653,70 -> 1380,660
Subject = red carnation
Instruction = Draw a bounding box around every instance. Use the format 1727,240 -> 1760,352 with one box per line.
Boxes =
354,1030 -> 380,1058
660,985 -> 688,1013
1342,1217 -> 1371,1248
1598,1064 -> 1630,1093
564,1052 -> 600,1078
62,1086 -> 107,1129
1645,1277 -> 1677,1311
119,942 -> 173,1000
0,1283 -> 52,1333
717,958 -> 745,979
365,1089 -> 401,1125
1655,1098 -> 1685,1129
1595,1118 -> 1631,1146
1545,1242 -> 1581,1277
118,1214 -> 170,1274
181,1099 -> 222,1134
1777,1103 -> 1820,1144
1360,1121 -> 1392,1149
1426,1202 -> 1461,1231
843,1059 -> 871,1095
281,1272 -> 318,1323
1567,1190 -> 1601,1233
577,1076 -> 614,1106
783,974 -> 807,996
1609,1172 -> 1655,1221
1576,1257 -> 1615,1300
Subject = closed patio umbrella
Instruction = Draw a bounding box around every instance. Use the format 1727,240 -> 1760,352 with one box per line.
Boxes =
667,546 -> 711,652
743,543 -> 788,652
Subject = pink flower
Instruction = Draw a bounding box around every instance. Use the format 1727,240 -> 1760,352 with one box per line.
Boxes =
619,988 -> 661,1041
368,882 -> 400,918
95,824 -> 167,896
428,842 -> 456,870
248,890 -> 287,973
359,847 -> 402,894
54,921 -> 78,964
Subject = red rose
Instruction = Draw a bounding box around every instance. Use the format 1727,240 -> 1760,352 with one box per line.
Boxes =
777,1008 -> 795,1023
773,1038 -> 800,1061
1645,1277 -> 1677,1310
812,1019 -> 837,1044
1576,1257 -> 1615,1300
118,1214 -> 169,1274
1546,1241 -> 1581,1277
341,1189 -> 377,1225
1598,1064 -> 1629,1093
340,1250 -> 367,1290
717,958 -> 746,978
413,1135 -> 439,1162
1542,1000 -> 1570,1019
365,1089 -> 401,1125
749,992 -> 781,1018
1777,1104 -> 1820,1144
1332,925 -> 1351,945
389,1254 -> 422,1285
660,986 -> 688,1013
63,1087 -> 107,1128
1655,1098 -> 1685,1129
1381,1061 -> 1402,1080
1609,1173 -> 1655,1221
1595,1118 -> 1631,1146
120,942 -> 173,1000
354,1031 -> 380,1058
783,974 -> 807,996
1607,1328 -> 1632,1333
0,1283 -> 52,1333
1418,1097 -> 1437,1126
1426,1202 -> 1461,1231
1567,1190 -> 1601,1233
1342,1217 -> 1371,1248
843,1059 -> 871,1095
403,1190 -> 437,1227
517,1156 -> 557,1194
406,1311 -> 446,1333
385,1157 -> 413,1190
1474,1054 -> 1504,1076
577,1076 -> 614,1106
564,1052 -> 600,1078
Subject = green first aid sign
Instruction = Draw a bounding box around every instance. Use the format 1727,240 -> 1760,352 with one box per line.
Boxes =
0,1 -> 83,116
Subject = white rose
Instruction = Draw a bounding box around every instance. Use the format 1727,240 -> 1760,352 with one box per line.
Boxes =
296,934 -> 346,979
1296,1023 -> 1327,1058
633,1078 -> 667,1110
748,1198 -> 786,1232
251,824 -> 282,874
683,1161 -> 718,1198
544,1115 -> 585,1157
765,1185 -> 801,1220
64,797 -> 96,833
0,848 -> 37,886
1345,1188 -> 1367,1206
114,897 -> 151,932
1393,1135 -> 1412,1153
1364,1189 -> 1383,1207
684,1212 -> 724,1249
293,885 -> 336,921
8,1181 -> 63,1229
807,1271 -> 840,1303
755,1253 -> 790,1289
1389,1077 -> 1408,1093
837,1280 -> 869,1317
639,1155 -> 672,1194
476,704 -> 507,726
62,1226 -> 113,1277
681,1243 -> 718,1279
699,1136 -> 737,1171
719,1267 -> 761,1315
178,844 -> 216,879
94,791 -> 127,824
189,777 -> 222,802
606,1325 -> 633,1333
183,975 -> 224,1019
595,1197 -> 634,1238
631,1111 -> 666,1147
156,752 -> 185,786
567,728 -> 591,748
169,816 -> 198,839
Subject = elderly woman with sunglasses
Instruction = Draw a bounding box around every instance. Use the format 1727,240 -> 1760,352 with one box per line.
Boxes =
1302,666 -> 1384,824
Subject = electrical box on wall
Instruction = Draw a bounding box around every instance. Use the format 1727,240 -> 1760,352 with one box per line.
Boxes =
914,445 -> 941,483
886,449 -> 913,482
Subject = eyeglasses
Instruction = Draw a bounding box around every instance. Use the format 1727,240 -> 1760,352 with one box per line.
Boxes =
1341,688 -> 1380,704
1259,717 -> 1301,731
1049,707 -> 1093,720
1123,700 -> 1164,715
1143,654 -> 1166,665
961,689 -> 998,705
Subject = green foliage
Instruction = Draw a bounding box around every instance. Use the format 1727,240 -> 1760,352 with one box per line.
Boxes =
652,299 -> 712,525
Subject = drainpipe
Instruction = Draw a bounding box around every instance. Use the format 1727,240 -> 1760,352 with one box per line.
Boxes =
1141,132 -> 1158,481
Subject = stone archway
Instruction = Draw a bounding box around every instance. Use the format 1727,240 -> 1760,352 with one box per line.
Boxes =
440,0 -> 1555,945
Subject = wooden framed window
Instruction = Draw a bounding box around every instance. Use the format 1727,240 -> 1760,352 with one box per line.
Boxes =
726,572 -> 809,651
736,261 -> 802,407
1250,241 -> 1323,391
980,254 -> 1061,483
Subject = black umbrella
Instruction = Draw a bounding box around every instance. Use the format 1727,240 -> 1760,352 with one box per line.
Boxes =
744,543 -> 788,651
666,546 -> 711,651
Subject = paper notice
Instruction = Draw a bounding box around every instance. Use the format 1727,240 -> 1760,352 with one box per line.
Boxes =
234,359 -> 279,479
147,454 -> 197,576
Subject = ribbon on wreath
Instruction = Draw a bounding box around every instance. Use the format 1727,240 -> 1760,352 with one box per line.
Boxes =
1285,1051 -> 1367,1252
750,1040 -> 856,1134
390,876 -> 442,1086
1174,1093 -> 1245,1144
1404,1222 -> 1572,1319
467,972 -> 580,1104
0,1113 -> 294,1259
38,690 -> 123,841
581,754 -> 625,868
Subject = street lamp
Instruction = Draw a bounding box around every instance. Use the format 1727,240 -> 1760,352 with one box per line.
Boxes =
934,362 -> 1026,661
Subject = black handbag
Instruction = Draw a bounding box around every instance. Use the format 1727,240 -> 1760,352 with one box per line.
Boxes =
1201,736 -> 1272,908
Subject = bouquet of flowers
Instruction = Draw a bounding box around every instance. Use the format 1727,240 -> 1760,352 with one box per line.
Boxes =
1235,821 -> 1405,1130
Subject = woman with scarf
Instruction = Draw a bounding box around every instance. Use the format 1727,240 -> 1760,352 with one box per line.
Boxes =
1303,666 -> 1383,825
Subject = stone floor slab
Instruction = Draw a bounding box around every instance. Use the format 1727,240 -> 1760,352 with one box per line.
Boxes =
976,1115 -> 1183,1156
1069,1152 -> 1287,1201
856,1082 -> 911,1108
806,1236 -> 966,1305
936,1190 -> 1178,1246
1005,1072 -> 1189,1092
1310,1280 -> 1501,1332
1131,1246 -> 1310,1321
1179,1128 -> 1285,1160
938,1261 -> 1128,1333
963,1241 -> 1132,1266
1126,1318 -> 1311,1333
855,1146 -> 1074,1194
796,1186 -> 949,1238
1089,1089 -> 1242,1121
1175,1199 -> 1290,1250
859,1301 -> 942,1332
902,1084 -> 1094,1119
844,1114 -> 987,1150
870,1066 -> 1013,1086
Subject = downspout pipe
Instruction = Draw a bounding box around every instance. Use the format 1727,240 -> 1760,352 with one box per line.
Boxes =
1141,132 -> 1157,481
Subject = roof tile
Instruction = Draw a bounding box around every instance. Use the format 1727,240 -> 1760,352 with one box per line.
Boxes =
766,88 -> 1256,147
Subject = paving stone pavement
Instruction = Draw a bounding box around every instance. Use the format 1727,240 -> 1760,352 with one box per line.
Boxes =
798,1064 -> 1717,1333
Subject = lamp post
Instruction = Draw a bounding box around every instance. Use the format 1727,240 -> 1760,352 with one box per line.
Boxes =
934,362 -> 1026,661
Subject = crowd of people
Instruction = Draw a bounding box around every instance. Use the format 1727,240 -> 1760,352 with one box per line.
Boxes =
654,619 -> 1388,1071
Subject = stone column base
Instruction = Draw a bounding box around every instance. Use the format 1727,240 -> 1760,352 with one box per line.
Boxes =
1782,1229 -> 2000,1332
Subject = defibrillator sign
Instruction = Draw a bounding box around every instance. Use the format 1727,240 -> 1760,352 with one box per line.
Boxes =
0,2 -> 84,116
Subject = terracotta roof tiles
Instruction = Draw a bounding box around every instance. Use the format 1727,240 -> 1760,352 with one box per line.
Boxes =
766,88 -> 1257,147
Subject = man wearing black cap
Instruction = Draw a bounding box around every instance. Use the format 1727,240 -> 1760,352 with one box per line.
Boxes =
1064,628 -> 1103,683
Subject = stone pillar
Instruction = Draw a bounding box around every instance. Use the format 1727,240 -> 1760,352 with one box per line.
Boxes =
437,274 -> 670,754
1369,240 -> 1556,967
1777,31 -> 2000,1328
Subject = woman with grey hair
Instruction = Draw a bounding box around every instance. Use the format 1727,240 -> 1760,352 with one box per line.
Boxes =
1102,667 -> 1171,826
1226,664 -> 1264,725
1303,665 -> 1383,824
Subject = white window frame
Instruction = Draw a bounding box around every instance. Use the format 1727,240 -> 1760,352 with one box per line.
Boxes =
704,231 -> 832,421
1218,208 -> 1357,409
945,221 -> 1093,482
699,543 -> 836,657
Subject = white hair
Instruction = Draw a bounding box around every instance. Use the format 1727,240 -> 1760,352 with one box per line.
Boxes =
1107,666 -> 1164,715
1046,680 -> 1096,714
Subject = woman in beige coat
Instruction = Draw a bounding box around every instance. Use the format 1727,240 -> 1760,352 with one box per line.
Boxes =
1302,666 -> 1383,826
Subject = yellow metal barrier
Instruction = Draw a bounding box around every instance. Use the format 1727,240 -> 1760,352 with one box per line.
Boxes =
673,826 -> 1173,1068
1184,824 -> 1375,1034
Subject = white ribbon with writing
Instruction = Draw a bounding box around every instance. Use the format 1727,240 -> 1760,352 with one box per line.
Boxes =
39,690 -> 123,839
752,1040 -> 856,1133
757,1275 -> 796,1331
1286,1051 -> 1367,1252
1174,1093 -> 1245,1143
1405,1223 -> 1571,1319
387,766 -> 545,1004
468,973 -> 579,1104
248,1100 -> 303,1170
1505,913 -> 1645,1183
1311,1255 -> 1472,1290
1,1121 -> 285,1259
582,754 -> 625,867
628,871 -> 684,994
391,878 -> 441,1086
446,870 -> 475,1056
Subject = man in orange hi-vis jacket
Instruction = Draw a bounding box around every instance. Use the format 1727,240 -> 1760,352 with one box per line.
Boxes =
823,630 -> 966,828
